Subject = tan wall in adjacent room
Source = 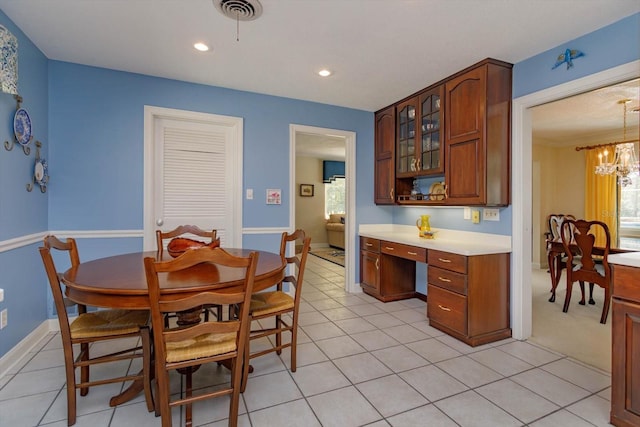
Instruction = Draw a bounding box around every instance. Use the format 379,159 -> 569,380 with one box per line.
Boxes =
295,157 -> 327,247
532,142 -> 585,268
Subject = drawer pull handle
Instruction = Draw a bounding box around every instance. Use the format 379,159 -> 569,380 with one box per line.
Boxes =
438,258 -> 452,263
365,243 -> 373,247
385,247 -> 394,251
407,251 -> 417,256
375,258 -> 379,270
438,276 -> 451,282
438,304 -> 451,312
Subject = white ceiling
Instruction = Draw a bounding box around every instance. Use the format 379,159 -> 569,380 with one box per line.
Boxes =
1,0 -> 638,113
532,78 -> 640,146
1,0 -> 638,157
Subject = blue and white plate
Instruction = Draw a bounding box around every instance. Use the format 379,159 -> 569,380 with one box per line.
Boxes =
34,158 -> 48,187
14,108 -> 32,146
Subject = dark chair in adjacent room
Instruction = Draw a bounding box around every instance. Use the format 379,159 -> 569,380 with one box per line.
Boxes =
560,219 -> 612,324
144,247 -> 258,427
545,213 -> 576,302
242,229 -> 311,391
39,235 -> 154,426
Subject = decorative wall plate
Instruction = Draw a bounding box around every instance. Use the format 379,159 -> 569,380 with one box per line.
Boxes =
14,108 -> 32,146
34,158 -> 48,187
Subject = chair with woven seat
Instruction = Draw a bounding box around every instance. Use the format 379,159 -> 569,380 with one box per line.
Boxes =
560,219 -> 612,324
39,235 -> 154,426
144,246 -> 258,427
156,225 -> 220,322
241,229 -> 311,391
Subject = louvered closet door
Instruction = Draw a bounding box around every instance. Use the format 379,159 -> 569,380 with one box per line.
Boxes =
154,118 -> 234,246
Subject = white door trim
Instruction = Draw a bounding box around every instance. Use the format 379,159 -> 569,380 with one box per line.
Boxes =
143,106 -> 243,250
511,60 -> 639,340
290,124 -> 357,293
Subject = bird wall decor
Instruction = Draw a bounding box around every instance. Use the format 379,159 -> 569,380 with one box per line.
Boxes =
552,48 -> 585,70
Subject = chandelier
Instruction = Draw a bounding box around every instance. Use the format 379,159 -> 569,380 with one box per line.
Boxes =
594,99 -> 640,187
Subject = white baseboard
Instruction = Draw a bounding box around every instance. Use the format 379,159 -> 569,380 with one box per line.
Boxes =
0,320 -> 57,378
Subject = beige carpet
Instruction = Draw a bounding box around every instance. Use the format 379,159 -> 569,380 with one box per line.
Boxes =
310,248 -> 345,267
529,268 -> 611,372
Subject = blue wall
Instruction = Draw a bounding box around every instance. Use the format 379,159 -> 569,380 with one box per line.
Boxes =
48,63 -> 374,232
514,13 -> 640,98
0,10 -> 49,356
0,10 -> 638,358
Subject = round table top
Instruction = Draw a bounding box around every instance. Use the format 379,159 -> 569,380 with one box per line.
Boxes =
62,248 -> 285,309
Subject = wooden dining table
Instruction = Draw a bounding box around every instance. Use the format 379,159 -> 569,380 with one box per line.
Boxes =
61,248 -> 286,406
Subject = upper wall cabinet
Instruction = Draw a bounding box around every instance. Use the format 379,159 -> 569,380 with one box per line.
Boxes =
373,58 -> 512,206
374,106 -> 396,205
444,59 -> 512,206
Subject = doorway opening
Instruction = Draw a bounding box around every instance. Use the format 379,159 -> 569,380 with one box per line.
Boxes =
511,60 -> 639,371
290,124 -> 356,293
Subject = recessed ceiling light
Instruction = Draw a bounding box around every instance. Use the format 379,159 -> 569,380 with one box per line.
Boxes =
318,69 -> 332,77
194,42 -> 210,52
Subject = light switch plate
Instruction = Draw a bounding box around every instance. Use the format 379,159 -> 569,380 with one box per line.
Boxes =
483,208 -> 500,221
463,207 -> 471,220
0,288 -> 4,302
0,309 -> 6,329
246,189 -> 253,200
471,210 -> 480,224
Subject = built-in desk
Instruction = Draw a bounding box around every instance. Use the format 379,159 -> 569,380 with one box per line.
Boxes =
359,225 -> 512,346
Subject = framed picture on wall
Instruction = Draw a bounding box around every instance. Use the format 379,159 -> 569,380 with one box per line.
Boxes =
300,184 -> 314,197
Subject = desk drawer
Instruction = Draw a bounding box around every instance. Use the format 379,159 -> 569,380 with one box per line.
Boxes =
427,284 -> 467,335
381,241 -> 427,262
428,266 -> 467,295
428,250 -> 467,274
360,237 -> 380,253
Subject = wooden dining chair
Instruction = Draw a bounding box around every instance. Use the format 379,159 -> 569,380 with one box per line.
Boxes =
545,213 -> 576,302
155,225 -> 218,258
241,229 -> 311,391
39,235 -> 154,426
560,219 -> 612,324
144,246 -> 258,427
156,225 -> 220,322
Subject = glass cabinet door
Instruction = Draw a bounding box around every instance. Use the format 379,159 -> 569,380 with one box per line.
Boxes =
396,100 -> 416,176
419,86 -> 444,175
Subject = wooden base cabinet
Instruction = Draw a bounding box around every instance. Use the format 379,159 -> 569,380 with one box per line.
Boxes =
611,264 -> 640,427
360,237 -> 381,297
427,250 -> 511,346
359,237 -> 418,302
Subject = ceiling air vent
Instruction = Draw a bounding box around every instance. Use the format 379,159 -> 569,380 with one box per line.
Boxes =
214,0 -> 263,21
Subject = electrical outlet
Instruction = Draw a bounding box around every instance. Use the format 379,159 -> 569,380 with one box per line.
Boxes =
483,208 -> 500,221
0,309 -> 7,329
463,207 -> 471,220
471,210 -> 480,224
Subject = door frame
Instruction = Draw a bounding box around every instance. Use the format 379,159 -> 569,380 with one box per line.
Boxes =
290,124 -> 357,292
143,106 -> 243,250
511,60 -> 639,339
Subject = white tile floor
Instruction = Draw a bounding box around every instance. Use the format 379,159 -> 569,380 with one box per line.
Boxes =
0,254 -> 613,426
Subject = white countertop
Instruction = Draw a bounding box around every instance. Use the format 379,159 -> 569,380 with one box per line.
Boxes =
359,224 -> 511,256
609,252 -> 640,269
